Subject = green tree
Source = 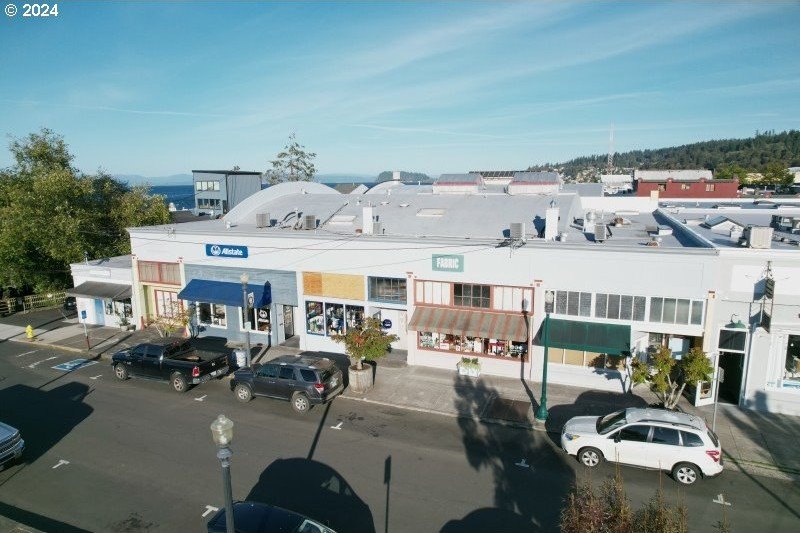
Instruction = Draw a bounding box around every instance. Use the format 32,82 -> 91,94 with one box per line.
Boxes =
265,133 -> 317,185
714,163 -> 750,182
761,162 -> 793,188
0,129 -> 170,293
630,347 -> 713,410
331,317 -> 398,370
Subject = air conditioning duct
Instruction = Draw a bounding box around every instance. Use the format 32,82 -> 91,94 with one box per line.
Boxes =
372,222 -> 383,235
510,222 -> 526,242
256,212 -> 270,228
304,215 -> 317,230
594,223 -> 608,242
745,226 -> 773,249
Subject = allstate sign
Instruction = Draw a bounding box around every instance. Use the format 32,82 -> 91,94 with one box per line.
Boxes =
205,243 -> 249,258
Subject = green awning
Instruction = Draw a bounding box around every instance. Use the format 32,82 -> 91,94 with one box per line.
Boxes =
535,318 -> 631,355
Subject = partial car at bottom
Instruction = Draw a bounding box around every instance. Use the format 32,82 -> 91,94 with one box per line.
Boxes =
561,407 -> 722,485
207,501 -> 336,533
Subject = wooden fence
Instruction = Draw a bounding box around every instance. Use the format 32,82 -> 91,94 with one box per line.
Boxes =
0,291 -> 67,315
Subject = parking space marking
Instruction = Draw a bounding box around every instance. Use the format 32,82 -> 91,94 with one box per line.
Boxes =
52,460 -> 70,469
90,375 -> 103,380
713,494 -> 732,506
52,359 -> 99,372
202,505 -> 219,517
28,356 -> 57,369
195,395 -> 207,402
330,421 -> 343,430
515,458 -> 530,468
16,350 -> 38,358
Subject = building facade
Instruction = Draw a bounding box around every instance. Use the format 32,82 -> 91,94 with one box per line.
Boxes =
193,170 -> 262,215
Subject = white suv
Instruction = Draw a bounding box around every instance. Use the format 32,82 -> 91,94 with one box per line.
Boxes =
561,408 -> 723,485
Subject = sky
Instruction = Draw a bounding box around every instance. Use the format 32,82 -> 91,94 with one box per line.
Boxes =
1,1 -> 799,178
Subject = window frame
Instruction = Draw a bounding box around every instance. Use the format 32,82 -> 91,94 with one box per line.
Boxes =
453,283 -> 491,309
139,261 -> 181,285
368,277 -> 407,304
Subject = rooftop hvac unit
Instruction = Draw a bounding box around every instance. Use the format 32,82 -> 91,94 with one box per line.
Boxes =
745,226 -> 773,249
304,214 -> 317,230
256,212 -> 270,228
594,223 -> 608,242
510,222 -> 526,242
372,222 -> 383,235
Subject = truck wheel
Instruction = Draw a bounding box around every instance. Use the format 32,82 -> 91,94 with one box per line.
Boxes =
291,392 -> 310,413
235,384 -> 252,403
114,364 -> 128,381
171,373 -> 188,393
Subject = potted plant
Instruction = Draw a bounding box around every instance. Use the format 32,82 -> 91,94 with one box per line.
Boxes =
331,317 -> 398,393
457,357 -> 481,377
115,311 -> 135,331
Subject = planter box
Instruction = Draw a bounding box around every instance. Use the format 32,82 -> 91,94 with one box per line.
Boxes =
457,364 -> 480,378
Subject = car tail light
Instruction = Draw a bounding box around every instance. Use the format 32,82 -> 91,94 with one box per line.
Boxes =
314,382 -> 325,393
192,366 -> 200,378
706,450 -> 721,463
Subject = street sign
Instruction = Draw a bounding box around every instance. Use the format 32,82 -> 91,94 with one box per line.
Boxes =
382,319 -> 392,329
247,292 -> 255,308
80,310 -> 87,320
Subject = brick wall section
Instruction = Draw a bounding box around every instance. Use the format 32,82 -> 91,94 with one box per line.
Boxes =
635,178 -> 739,198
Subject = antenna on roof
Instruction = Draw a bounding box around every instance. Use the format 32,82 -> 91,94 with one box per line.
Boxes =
607,122 -> 614,174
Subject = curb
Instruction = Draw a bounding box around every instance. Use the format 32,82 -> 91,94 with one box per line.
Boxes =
10,338 -> 86,355
340,393 -> 537,431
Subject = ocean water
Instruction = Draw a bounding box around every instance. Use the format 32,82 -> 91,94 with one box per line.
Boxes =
149,185 -> 195,210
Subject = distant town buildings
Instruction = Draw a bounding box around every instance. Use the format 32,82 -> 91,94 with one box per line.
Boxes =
634,169 -> 739,198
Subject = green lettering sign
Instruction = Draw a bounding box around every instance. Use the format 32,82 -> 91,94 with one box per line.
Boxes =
432,254 -> 464,272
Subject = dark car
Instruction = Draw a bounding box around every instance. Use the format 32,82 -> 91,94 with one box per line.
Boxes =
207,501 -> 336,533
62,296 -> 77,313
231,356 -> 343,413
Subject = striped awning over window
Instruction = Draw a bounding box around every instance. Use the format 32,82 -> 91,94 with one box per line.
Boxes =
408,306 -> 528,342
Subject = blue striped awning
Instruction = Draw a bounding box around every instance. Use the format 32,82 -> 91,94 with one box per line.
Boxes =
178,279 -> 271,308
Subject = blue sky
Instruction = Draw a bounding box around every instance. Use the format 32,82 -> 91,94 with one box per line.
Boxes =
1,1 -> 799,177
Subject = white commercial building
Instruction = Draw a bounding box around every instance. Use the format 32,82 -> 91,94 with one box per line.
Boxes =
126,182 -> 800,416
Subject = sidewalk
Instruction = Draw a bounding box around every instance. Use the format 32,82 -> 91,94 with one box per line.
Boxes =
3,310 -> 799,483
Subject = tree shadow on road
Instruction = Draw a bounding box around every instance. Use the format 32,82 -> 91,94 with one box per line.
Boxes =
245,457 -> 376,533
0,381 -> 93,470
444,374 -> 576,533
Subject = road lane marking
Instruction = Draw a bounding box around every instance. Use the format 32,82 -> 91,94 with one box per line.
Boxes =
195,395 -> 207,402
28,356 -> 57,368
713,494 -> 732,506
330,422 -> 343,430
52,460 -> 70,469
202,505 -> 219,517
515,458 -> 530,468
90,375 -> 103,380
53,359 -> 98,372
16,350 -> 38,358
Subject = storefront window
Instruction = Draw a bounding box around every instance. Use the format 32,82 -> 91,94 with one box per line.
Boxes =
368,277 -> 406,303
345,305 -> 364,330
454,284 -> 490,308
306,301 -> 324,335
326,303 -> 345,336
241,305 -> 270,332
783,334 -> 800,388
418,332 -> 526,358
198,302 -> 226,327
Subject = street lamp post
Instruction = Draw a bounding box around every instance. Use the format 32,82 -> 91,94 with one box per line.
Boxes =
210,415 -> 235,533
240,273 -> 252,367
535,290 -> 555,422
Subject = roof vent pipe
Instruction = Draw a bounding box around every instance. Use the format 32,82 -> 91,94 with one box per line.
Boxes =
392,170 -> 401,181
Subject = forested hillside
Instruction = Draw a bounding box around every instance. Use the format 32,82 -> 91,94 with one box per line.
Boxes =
530,130 -> 800,180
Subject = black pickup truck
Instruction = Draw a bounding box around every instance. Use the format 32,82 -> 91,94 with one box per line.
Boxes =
112,340 -> 229,393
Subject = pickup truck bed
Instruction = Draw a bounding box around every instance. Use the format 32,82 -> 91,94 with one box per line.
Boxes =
112,340 -> 229,393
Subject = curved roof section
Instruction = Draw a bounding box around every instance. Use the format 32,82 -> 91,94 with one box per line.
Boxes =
224,181 -> 340,224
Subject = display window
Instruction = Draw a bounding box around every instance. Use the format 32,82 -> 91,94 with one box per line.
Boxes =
418,331 -> 526,359
306,301 -> 324,335
326,303 -> 344,336
198,302 -> 227,327
241,305 -> 270,332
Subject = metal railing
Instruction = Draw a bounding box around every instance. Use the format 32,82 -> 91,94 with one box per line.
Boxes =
0,291 -> 67,315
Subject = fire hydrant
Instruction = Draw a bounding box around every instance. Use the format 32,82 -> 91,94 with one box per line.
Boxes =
25,324 -> 35,341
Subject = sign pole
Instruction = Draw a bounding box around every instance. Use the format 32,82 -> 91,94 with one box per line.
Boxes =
80,309 -> 90,350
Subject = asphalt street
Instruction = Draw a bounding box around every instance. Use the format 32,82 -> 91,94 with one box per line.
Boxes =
0,341 -> 798,533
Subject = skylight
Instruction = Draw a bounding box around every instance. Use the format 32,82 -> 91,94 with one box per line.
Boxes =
416,208 -> 446,217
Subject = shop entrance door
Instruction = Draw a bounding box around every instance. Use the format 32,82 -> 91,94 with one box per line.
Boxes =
94,299 -> 105,326
283,306 -> 294,339
718,351 -> 744,404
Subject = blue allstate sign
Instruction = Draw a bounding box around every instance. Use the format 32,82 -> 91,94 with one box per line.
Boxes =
205,244 -> 249,258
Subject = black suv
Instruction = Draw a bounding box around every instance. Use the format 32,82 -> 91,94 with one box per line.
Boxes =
232,356 -> 344,413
